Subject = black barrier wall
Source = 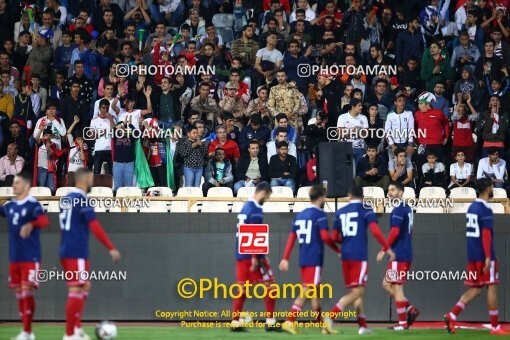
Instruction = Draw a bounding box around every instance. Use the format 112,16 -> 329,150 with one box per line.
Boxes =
0,213 -> 508,322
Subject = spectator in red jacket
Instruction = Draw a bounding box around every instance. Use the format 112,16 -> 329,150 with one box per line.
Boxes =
451,92 -> 479,164
414,91 -> 450,166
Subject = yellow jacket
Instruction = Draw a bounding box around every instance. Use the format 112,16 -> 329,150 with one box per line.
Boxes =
0,93 -> 14,119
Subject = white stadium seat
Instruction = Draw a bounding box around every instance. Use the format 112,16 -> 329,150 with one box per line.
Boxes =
177,187 -> 203,197
292,202 -> 307,213
116,187 -> 143,197
263,202 -> 290,213
296,186 -> 312,198
146,187 -> 174,197
0,187 -> 14,197
416,206 -> 444,213
363,186 -> 385,199
55,187 -> 75,197
47,201 -> 60,213
488,203 -> 505,214
201,201 -> 230,212
140,201 -> 169,213
237,187 -> 255,198
207,187 -> 233,197
231,202 -> 244,213
170,201 -> 200,212
270,186 -> 294,198
29,187 -> 52,197
449,187 -> 477,199
403,187 -> 416,199
492,188 -> 507,199
448,203 -> 470,214
89,187 -> 114,197
419,187 -> 446,199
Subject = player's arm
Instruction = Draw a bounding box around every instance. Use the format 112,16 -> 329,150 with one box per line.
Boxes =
20,204 -> 49,239
83,207 -> 121,261
318,216 -> 340,254
480,214 -> 494,273
279,232 -> 297,272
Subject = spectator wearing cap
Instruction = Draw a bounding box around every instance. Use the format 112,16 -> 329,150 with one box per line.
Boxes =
234,140 -> 269,195
421,41 -> 454,92
203,147 -> 234,196
208,125 -> 241,164
246,86 -> 271,126
24,28 -> 54,87
283,39 -> 313,96
222,70 -> 250,105
219,82 -> 246,129
0,143 -> 24,186
267,126 -> 297,161
337,98 -> 368,165
414,92 -> 450,164
239,114 -> 271,155
477,148 -> 506,188
385,91 -> 415,160
354,144 -> 390,191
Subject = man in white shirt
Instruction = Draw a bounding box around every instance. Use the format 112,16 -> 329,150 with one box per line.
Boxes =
93,82 -> 121,119
337,98 -> 368,165
111,84 -> 152,130
454,0 -> 474,32
385,92 -> 415,159
289,0 -> 316,22
90,99 -> 116,175
449,150 -> 473,189
267,127 -> 297,161
477,148 -> 506,188
33,102 -> 67,149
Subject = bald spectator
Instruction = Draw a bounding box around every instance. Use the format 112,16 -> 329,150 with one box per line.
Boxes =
0,143 -> 24,186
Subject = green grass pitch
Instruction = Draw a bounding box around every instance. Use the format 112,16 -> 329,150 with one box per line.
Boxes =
0,325 -> 500,340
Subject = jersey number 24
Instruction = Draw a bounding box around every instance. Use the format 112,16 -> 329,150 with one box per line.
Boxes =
59,209 -> 72,231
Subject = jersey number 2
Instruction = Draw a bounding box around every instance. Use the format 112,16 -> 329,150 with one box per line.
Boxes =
295,220 -> 312,244
59,209 -> 72,231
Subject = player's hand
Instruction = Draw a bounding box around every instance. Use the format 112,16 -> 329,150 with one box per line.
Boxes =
110,249 -> 121,262
20,223 -> 34,239
386,248 -> 396,262
279,259 -> 289,272
483,257 -> 491,273
250,257 -> 259,272
376,250 -> 386,263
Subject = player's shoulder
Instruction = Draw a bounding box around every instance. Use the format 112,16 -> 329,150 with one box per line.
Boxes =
242,199 -> 262,212
301,205 -> 326,218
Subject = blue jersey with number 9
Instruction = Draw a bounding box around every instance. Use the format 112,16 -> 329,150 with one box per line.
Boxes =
333,201 -> 377,261
466,199 -> 495,262
291,205 -> 330,267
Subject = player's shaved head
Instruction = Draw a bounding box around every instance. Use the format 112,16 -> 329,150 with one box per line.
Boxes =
389,181 -> 404,192
254,182 -> 272,205
348,185 -> 364,199
74,168 -> 94,192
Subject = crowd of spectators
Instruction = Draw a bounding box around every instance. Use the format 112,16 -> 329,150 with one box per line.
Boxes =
0,0 -> 508,197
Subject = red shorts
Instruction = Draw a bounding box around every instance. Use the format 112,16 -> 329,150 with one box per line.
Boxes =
61,258 -> 90,286
386,261 -> 412,284
342,260 -> 368,288
9,262 -> 40,288
465,261 -> 500,287
236,258 -> 274,283
300,266 -> 322,286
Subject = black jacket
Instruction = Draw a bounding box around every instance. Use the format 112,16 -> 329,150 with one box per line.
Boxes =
235,154 -> 269,182
268,154 -> 297,180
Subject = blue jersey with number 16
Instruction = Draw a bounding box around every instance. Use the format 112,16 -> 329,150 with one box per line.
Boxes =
333,201 -> 377,261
